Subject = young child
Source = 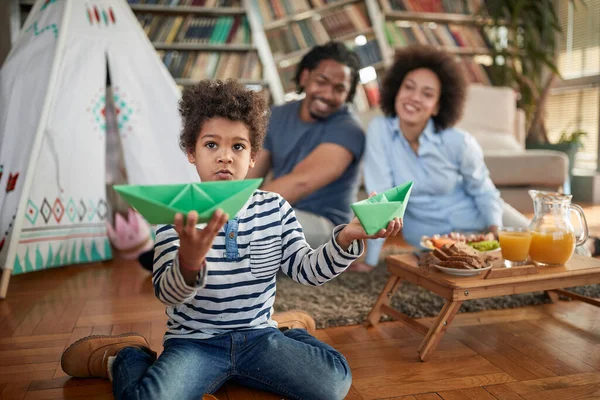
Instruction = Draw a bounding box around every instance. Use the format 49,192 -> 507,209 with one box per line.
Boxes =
60,80 -> 402,400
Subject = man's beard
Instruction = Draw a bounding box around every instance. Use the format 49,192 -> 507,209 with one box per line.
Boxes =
309,110 -> 328,121
308,97 -> 336,121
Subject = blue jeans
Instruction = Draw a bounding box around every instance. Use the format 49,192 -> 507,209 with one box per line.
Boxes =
112,328 -> 352,400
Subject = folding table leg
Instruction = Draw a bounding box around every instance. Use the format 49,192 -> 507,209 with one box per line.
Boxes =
418,300 -> 463,361
365,275 -> 402,327
546,290 -> 560,303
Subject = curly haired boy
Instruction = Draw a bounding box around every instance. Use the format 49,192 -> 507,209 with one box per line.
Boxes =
60,80 -> 402,400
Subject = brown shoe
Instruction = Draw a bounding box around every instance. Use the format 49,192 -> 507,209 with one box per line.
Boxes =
203,395 -> 219,400
272,310 -> 316,333
61,333 -> 156,379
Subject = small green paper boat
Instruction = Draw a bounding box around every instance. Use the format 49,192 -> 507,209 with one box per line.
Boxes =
351,181 -> 414,235
114,178 -> 263,224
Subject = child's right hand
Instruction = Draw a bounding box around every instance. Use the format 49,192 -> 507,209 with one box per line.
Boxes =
174,209 -> 229,271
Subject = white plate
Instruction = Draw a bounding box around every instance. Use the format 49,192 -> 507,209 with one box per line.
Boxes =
420,240 -> 501,255
433,264 -> 492,276
477,247 -> 502,256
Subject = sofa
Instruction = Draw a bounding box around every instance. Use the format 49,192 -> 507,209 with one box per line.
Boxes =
456,84 -> 568,212
356,84 -> 569,213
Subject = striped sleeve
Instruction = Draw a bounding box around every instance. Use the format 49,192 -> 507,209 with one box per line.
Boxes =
152,224 -> 208,306
278,198 -> 364,286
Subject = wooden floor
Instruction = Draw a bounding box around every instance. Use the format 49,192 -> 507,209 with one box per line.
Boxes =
1,205 -> 600,399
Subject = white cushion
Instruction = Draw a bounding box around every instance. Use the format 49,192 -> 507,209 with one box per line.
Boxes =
484,150 -> 568,186
456,84 -> 517,138
470,130 -> 524,153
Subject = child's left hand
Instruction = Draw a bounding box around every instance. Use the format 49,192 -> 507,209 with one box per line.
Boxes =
335,191 -> 403,249
336,216 -> 403,250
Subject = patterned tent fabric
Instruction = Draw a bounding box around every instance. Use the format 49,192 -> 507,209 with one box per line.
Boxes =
0,0 -> 197,276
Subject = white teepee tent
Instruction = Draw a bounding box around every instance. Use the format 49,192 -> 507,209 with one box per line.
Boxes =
0,0 -> 198,298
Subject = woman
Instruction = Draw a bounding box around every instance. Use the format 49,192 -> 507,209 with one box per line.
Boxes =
350,45 -> 552,272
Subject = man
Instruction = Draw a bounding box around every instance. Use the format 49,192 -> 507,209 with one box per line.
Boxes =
248,42 -> 365,248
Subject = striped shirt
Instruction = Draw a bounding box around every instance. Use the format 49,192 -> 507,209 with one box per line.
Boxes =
152,190 -> 364,341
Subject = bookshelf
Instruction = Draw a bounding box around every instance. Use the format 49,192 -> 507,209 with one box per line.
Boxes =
376,0 -> 497,85
129,0 -> 278,101
249,0 -> 393,111
12,1 -> 277,100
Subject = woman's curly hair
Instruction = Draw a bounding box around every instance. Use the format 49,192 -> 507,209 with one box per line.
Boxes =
178,79 -> 270,154
380,45 -> 467,131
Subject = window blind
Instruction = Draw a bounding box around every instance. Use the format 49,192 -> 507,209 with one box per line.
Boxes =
546,87 -> 599,170
547,0 -> 599,170
557,0 -> 599,79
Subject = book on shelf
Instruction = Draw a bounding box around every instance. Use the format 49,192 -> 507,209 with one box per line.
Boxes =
354,39 -> 382,68
458,58 -> 491,85
262,2 -> 374,57
380,0 -> 485,14
128,0 -> 269,89
255,0 -> 375,23
384,26 -> 492,84
159,51 -> 262,81
135,14 -> 251,44
384,21 -> 490,52
128,0 -> 241,7
378,0 -> 496,85
254,0 -> 312,22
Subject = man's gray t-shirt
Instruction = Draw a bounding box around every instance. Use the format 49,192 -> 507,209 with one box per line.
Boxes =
264,100 -> 365,226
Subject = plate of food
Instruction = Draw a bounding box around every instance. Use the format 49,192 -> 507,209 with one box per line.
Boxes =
433,263 -> 492,276
418,242 -> 494,277
420,232 -> 501,254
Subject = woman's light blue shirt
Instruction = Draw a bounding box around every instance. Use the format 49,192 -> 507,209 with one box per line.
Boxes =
363,116 -> 503,265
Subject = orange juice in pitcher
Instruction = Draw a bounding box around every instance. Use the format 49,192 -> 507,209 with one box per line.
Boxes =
528,191 -> 588,266
529,229 -> 576,266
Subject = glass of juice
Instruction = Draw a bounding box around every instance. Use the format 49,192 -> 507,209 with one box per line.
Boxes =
498,227 -> 532,267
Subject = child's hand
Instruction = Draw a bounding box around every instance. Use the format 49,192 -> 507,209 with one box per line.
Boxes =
336,216 -> 403,250
174,209 -> 228,272
335,191 -> 403,249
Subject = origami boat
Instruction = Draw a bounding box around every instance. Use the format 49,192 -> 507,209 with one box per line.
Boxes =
351,181 -> 414,235
114,178 -> 263,224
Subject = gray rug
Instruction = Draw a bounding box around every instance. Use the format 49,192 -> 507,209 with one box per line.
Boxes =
273,263 -> 600,329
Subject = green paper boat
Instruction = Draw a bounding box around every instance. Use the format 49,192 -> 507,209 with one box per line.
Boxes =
113,178 -> 263,224
351,181 -> 414,235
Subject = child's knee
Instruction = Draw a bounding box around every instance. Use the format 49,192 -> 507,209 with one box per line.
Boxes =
312,355 -> 352,400
329,370 -> 352,400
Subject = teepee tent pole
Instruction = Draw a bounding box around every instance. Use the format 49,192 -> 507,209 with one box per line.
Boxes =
0,0 -> 72,299
0,269 -> 10,299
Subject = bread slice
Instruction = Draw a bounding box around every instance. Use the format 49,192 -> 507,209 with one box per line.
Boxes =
447,255 -> 484,269
433,247 -> 452,261
452,242 -> 480,258
438,260 -> 473,270
419,252 -> 441,267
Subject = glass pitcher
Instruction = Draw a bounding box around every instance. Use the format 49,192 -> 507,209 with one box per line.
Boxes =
528,190 -> 589,266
